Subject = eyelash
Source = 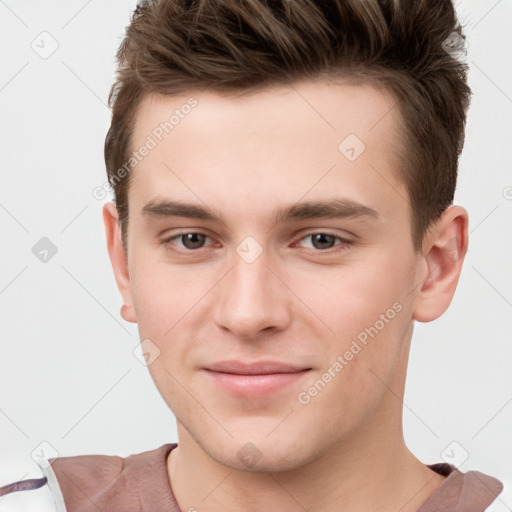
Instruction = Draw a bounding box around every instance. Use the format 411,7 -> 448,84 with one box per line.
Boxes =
161,231 -> 353,255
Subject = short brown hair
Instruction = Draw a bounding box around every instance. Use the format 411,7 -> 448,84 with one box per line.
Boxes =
105,0 -> 471,252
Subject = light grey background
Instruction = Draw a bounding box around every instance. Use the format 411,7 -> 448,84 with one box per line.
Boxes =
0,0 -> 511,508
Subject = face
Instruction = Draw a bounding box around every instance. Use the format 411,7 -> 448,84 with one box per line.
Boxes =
115,80 -> 427,471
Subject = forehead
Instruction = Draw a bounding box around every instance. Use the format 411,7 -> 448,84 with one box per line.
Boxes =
128,80 -> 407,222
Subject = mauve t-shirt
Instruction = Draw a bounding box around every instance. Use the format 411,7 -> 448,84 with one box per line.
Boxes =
4,443 -> 505,511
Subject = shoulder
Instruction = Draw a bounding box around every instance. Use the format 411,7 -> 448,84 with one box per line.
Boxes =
421,463 -> 504,512
47,442 -> 175,485
0,444 -> 177,512
47,443 -> 177,511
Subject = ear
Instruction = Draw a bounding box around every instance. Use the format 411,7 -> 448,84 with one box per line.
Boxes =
412,205 -> 469,322
103,202 -> 137,323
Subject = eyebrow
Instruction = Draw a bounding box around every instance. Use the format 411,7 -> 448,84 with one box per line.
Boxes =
274,198 -> 379,223
140,198 -> 379,224
141,200 -> 223,223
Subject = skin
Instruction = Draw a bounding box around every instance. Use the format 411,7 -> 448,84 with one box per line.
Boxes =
104,79 -> 468,512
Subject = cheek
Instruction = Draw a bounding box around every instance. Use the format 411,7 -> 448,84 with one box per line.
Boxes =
292,251 -> 412,341
128,247 -> 205,337
127,252 -> 222,387
129,257 -> 200,408
293,251 -> 413,394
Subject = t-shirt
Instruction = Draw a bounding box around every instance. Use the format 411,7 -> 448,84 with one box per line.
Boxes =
0,443 -> 504,511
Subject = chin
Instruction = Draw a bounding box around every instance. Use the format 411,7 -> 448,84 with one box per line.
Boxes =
200,433 -> 315,474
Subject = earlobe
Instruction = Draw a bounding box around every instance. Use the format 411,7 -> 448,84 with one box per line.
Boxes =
103,202 -> 137,324
121,304 -> 136,323
412,206 -> 469,323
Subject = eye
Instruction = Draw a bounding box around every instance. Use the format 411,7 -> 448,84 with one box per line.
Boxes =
165,232 -> 211,250
297,233 -> 351,250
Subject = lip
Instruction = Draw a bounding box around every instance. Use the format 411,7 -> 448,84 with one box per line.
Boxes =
204,360 -> 310,375
202,360 -> 312,399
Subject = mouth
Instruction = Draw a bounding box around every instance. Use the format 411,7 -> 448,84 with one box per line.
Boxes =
202,360 -> 312,398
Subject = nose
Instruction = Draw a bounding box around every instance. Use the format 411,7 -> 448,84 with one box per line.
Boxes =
213,248 -> 292,339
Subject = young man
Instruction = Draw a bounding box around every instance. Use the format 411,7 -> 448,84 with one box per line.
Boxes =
0,0 -> 504,510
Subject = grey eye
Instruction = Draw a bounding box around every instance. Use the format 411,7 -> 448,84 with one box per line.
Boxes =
310,233 -> 337,250
181,233 -> 207,249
